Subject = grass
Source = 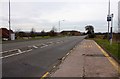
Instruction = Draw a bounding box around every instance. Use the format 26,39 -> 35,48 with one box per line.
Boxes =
94,38 -> 120,61
2,35 -> 66,44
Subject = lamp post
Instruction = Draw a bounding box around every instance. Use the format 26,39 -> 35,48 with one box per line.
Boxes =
58,20 -> 65,33
107,0 -> 111,40
9,0 -> 11,40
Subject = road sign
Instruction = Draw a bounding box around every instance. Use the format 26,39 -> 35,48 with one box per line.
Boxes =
107,15 -> 111,21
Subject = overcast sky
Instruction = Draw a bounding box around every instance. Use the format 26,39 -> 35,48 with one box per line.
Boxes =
0,0 -> 119,32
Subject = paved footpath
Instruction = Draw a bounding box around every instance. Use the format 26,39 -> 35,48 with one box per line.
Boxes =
50,39 -> 120,78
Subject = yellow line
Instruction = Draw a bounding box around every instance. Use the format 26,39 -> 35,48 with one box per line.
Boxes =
40,72 -> 49,79
94,41 -> 120,73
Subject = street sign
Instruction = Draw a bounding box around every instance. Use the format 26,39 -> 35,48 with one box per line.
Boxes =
107,15 -> 111,21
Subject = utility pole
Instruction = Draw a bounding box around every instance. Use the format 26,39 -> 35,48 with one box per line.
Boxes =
107,0 -> 114,44
9,0 -> 11,40
107,0 -> 111,40
110,14 -> 114,45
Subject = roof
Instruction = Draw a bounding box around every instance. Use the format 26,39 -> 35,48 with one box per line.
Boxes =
0,28 -> 14,38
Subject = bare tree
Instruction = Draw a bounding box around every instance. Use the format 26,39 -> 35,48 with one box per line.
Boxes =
51,26 -> 57,32
30,28 -> 36,38
41,30 -> 45,37
49,26 -> 57,36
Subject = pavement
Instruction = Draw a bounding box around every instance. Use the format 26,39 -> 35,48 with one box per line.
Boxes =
50,39 -> 120,78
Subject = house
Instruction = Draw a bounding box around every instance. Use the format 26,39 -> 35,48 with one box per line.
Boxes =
61,30 -> 81,36
0,28 -> 14,40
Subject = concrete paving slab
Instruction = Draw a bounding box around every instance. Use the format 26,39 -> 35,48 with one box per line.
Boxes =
51,39 -> 119,78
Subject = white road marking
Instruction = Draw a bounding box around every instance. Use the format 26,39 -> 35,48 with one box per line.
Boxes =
0,49 -> 18,54
0,57 -> 3,59
33,45 -> 38,49
36,43 -> 45,47
1,49 -> 33,59
47,42 -> 53,44
62,57 -> 65,60
66,53 -> 70,56
0,51 -> 6,54
1,40 -> 64,59
2,53 -> 23,59
18,49 -> 22,53
40,44 -> 48,48
25,49 -> 32,52
53,66 -> 56,68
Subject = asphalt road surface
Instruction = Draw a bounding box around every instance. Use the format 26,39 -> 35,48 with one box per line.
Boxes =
2,36 -> 86,77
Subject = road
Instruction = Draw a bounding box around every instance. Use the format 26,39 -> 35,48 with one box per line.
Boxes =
2,36 -> 86,77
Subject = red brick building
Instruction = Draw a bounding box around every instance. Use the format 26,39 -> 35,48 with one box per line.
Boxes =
0,28 -> 14,39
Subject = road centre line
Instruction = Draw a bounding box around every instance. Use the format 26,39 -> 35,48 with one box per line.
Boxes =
1,40 -> 64,59
94,41 -> 120,73
42,44 -> 47,46
1,49 -> 33,59
1,43 -> 45,54
23,49 -> 32,52
1,52 -> 24,59
1,41 -> 63,54
0,49 -> 18,54
40,44 -> 48,48
1,44 -> 49,58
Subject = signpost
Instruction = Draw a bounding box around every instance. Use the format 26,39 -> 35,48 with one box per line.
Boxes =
110,14 -> 114,45
107,0 -> 114,45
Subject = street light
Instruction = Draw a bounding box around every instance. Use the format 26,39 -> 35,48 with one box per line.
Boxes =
107,0 -> 111,40
9,0 -> 11,40
58,20 -> 65,33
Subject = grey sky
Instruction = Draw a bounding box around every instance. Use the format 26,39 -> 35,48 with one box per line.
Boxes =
0,0 -> 119,32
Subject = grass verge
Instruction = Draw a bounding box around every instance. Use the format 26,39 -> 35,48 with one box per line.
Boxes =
94,38 -> 120,62
2,35 -> 66,44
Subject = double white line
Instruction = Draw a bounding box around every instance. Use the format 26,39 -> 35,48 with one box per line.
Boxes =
1,41 -> 64,59
0,49 -> 33,59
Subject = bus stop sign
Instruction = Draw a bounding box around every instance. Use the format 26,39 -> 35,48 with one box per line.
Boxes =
107,16 -> 111,21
